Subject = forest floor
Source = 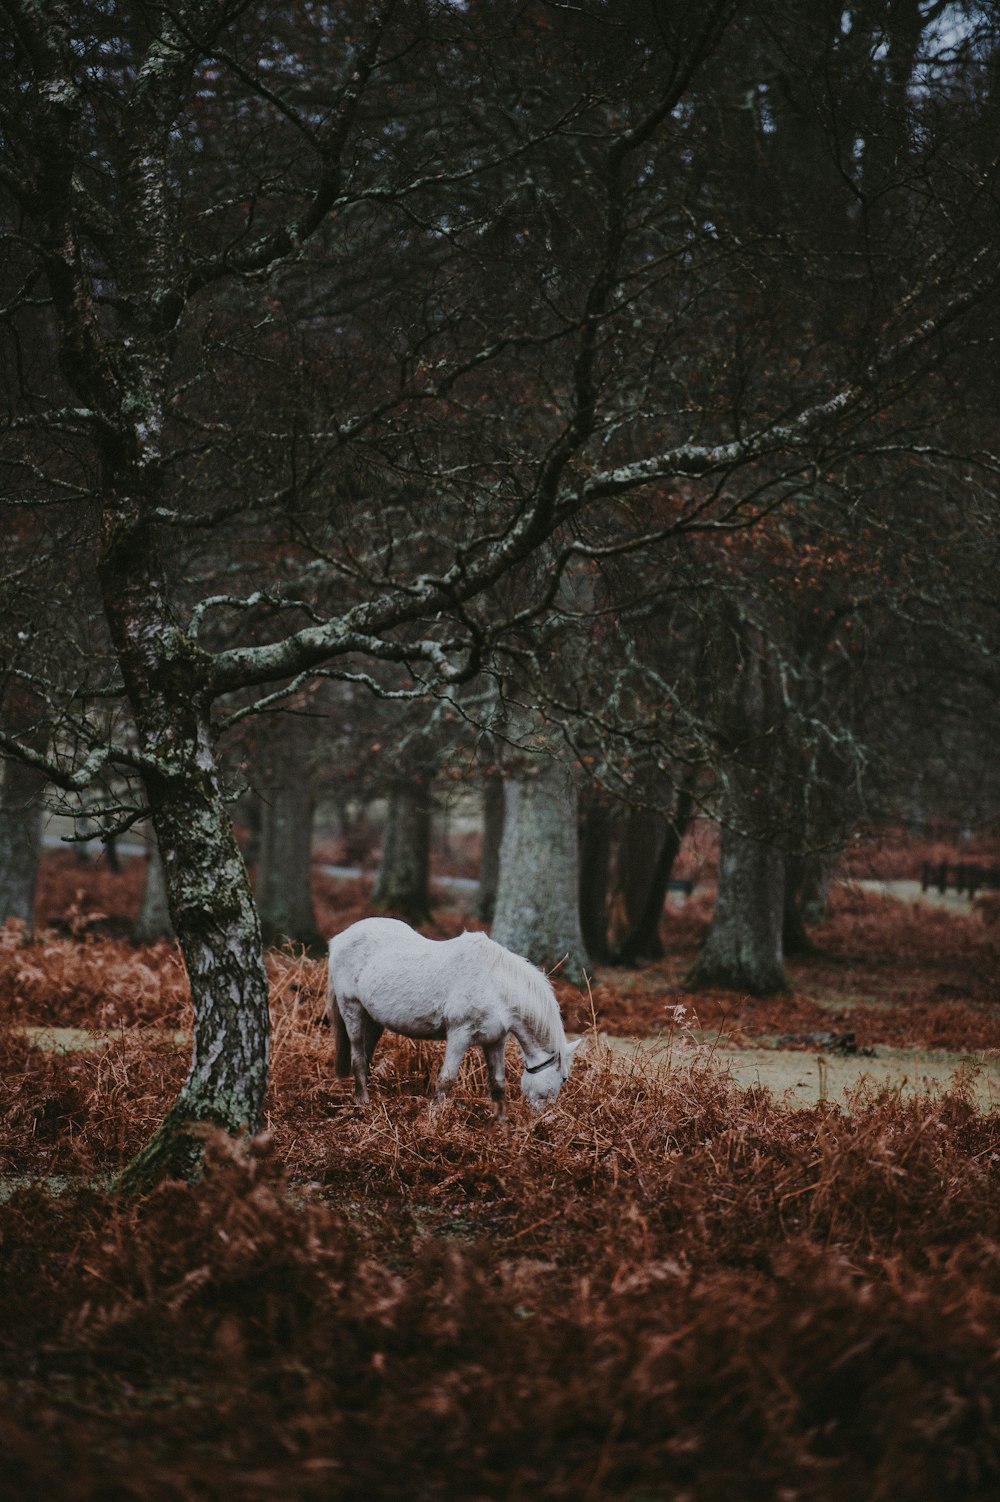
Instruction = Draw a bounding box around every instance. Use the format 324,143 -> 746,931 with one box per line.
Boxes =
1,848 -> 999,1500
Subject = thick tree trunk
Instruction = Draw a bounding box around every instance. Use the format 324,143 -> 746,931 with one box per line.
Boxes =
256,712 -> 321,949
492,759 -> 590,984
690,820 -> 787,994
132,831 -> 173,945
691,616 -> 789,996
475,770 -> 505,922
0,757 -> 45,930
121,760 -> 270,1191
373,778 -> 432,923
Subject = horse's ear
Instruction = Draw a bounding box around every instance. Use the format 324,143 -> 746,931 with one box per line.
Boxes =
568,1037 -> 585,1058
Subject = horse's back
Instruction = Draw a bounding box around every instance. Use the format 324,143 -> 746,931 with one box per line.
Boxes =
328,916 -> 429,988
327,919 -> 517,1037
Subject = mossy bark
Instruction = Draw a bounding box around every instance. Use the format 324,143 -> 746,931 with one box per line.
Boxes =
116,743 -> 270,1193
100,483 -> 270,1194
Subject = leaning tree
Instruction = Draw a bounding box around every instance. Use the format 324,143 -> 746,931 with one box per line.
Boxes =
1,0 -> 997,1185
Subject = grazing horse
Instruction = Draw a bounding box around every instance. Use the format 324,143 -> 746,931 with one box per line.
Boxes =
326,917 -> 580,1117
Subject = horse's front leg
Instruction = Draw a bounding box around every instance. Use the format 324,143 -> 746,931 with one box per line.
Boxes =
482,1039 -> 507,1122
433,1026 -> 474,1110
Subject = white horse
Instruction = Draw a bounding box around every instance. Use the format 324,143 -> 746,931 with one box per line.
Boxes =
326,916 -> 581,1118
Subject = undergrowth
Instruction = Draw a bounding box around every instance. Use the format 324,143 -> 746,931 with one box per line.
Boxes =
1,853 -> 998,1499
2,1029 -> 998,1502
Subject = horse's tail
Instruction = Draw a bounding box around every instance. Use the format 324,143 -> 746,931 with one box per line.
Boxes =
326,962 -> 352,1078
332,1006 -> 352,1077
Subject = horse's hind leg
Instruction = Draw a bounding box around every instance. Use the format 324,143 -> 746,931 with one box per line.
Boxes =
482,1039 -> 507,1122
339,998 -> 375,1105
362,1016 -> 384,1072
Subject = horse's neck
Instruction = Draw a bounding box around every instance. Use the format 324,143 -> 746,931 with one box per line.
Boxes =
492,945 -> 562,1060
509,1012 -> 563,1067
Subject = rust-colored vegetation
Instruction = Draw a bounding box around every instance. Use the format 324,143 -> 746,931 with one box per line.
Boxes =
1,848 -> 998,1499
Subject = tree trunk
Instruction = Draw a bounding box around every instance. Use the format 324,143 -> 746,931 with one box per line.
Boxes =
256,712 -> 322,949
0,757 -> 45,930
578,793 -> 613,963
475,769 -> 505,922
133,831 -> 173,944
690,820 -> 787,994
120,754 -> 270,1192
373,778 -> 433,923
613,783 -> 696,964
691,616 -> 789,996
492,759 -> 590,984
99,494 -> 270,1193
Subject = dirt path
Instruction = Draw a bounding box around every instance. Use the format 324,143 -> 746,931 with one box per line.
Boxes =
595,1032 -> 1000,1111
852,877 -> 977,913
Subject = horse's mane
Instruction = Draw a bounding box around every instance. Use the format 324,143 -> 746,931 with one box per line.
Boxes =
462,932 -> 564,1051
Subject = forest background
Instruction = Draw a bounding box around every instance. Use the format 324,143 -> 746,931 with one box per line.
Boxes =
2,2 -> 1000,1497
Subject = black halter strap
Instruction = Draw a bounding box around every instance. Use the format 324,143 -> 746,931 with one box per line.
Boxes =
524,1052 -> 557,1074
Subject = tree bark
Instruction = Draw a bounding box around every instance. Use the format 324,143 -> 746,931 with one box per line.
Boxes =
492,759 -> 590,984
475,769 -> 505,922
373,778 -> 433,923
690,820 -> 787,994
123,770 -> 269,1192
0,757 -> 45,930
99,496 -> 270,1193
255,712 -> 322,949
690,620 -> 789,995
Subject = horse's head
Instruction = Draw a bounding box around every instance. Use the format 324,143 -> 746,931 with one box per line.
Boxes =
520,1038 -> 583,1109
